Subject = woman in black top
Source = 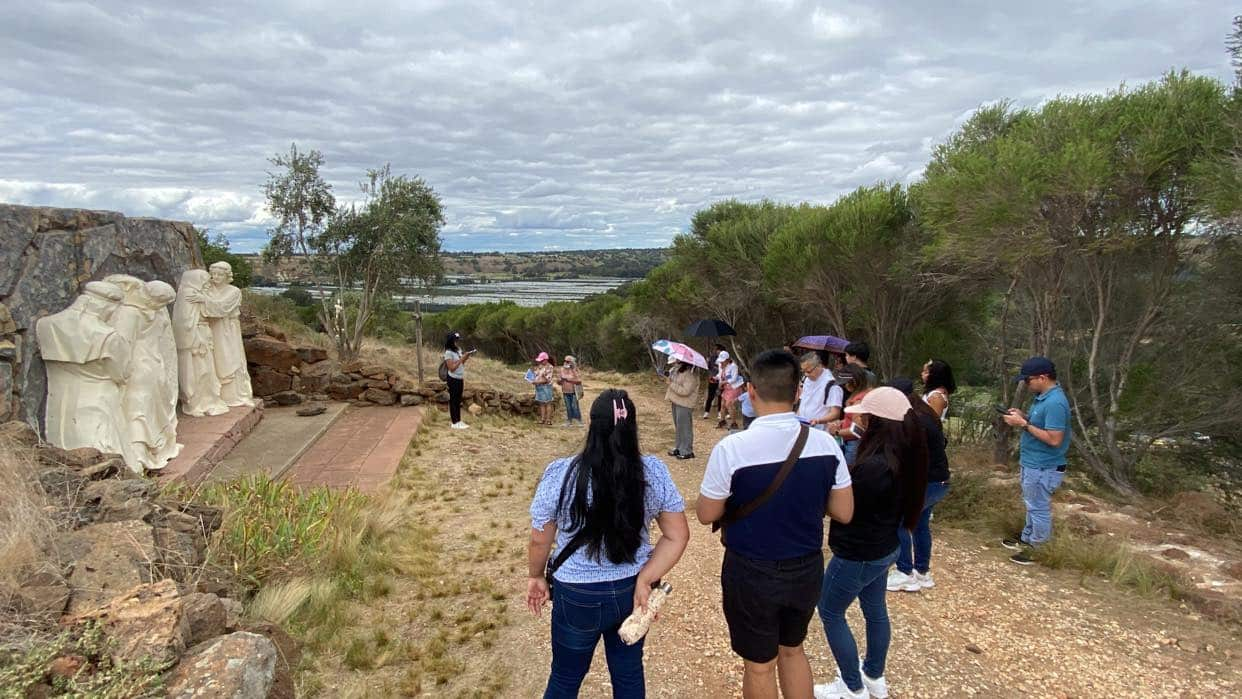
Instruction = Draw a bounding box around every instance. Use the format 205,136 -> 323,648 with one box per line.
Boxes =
887,378 -> 952,593
814,387 -> 928,699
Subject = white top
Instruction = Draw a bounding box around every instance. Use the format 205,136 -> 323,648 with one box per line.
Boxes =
923,389 -> 949,421
796,371 -> 844,426
721,363 -> 744,389
701,412 -> 851,500
443,349 -> 465,379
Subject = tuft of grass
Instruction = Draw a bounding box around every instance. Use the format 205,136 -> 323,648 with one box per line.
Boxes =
933,470 -> 1025,536
248,578 -> 314,624
0,438 -> 54,601
1033,534 -> 1189,598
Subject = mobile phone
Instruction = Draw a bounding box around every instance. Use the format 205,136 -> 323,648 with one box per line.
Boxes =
993,404 -> 1010,416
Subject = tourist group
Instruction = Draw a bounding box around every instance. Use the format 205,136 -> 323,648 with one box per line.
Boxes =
446,330 -> 1070,698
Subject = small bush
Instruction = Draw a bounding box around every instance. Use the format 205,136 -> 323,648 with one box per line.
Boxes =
0,623 -> 168,698
1034,534 -> 1189,598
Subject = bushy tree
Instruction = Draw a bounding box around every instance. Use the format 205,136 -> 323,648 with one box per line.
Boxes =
194,229 -> 252,288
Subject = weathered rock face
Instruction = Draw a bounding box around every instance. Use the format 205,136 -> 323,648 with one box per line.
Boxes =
166,632 -> 278,699
68,579 -> 191,665
0,204 -> 202,430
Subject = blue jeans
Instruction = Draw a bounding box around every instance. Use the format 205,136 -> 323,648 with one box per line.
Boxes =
545,576 -> 644,698
1021,466 -> 1064,545
817,548 -> 898,692
841,439 -> 859,467
563,393 -> 582,422
896,481 -> 951,574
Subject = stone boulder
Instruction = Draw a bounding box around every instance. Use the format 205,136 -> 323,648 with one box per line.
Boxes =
400,393 -> 424,407
0,205 -> 202,431
250,366 -> 293,398
68,579 -> 190,665
362,388 -> 397,406
181,592 -> 229,645
245,335 -> 299,371
57,519 -> 157,614
82,479 -> 154,523
295,346 -> 329,364
13,563 -> 71,617
166,632 -> 278,699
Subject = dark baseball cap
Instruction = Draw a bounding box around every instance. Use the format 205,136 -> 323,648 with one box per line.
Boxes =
1015,356 -> 1055,382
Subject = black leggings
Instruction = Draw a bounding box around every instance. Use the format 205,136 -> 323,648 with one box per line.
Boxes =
448,376 -> 464,423
704,381 -> 722,413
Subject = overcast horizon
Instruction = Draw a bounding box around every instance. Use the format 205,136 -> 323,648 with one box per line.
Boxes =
1,1 -> 1235,253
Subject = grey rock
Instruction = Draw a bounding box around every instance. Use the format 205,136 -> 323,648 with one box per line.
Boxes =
296,404 -> 327,416
166,632 -> 278,699
0,204 -> 201,431
57,520 -> 157,614
270,390 -> 302,406
399,393 -> 424,406
83,479 -> 154,522
67,579 -> 190,665
181,592 -> 228,645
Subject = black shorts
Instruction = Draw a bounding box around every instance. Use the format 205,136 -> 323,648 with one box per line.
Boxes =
721,548 -> 824,663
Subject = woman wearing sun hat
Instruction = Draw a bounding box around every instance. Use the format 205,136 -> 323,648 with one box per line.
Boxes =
815,387 -> 929,699
533,352 -> 556,425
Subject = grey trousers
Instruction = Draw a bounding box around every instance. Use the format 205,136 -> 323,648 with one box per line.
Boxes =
672,403 -> 694,455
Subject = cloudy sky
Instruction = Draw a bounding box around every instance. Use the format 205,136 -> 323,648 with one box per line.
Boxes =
1,1 -> 1235,252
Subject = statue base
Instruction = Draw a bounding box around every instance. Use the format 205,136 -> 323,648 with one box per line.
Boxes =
156,403 -> 264,484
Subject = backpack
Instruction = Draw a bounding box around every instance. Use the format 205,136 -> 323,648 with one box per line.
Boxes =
438,357 -> 451,382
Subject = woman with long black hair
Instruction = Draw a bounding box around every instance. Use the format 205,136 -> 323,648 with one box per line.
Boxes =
443,331 -> 471,430
920,358 -> 957,420
815,387 -> 928,699
527,389 -> 690,698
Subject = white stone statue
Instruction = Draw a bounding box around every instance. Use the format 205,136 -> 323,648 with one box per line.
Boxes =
173,269 -> 228,417
36,281 -> 132,458
202,262 -> 254,407
105,275 -> 183,472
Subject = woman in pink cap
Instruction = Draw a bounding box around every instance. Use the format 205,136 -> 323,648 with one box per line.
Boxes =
814,387 -> 928,699
533,351 -> 556,425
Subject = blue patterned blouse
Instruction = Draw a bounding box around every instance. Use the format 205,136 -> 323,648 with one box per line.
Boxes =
530,454 -> 685,584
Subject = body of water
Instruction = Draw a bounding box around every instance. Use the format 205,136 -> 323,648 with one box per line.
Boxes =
250,276 -> 628,308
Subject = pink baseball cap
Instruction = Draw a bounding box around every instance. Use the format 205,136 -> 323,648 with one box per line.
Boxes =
843,386 -> 912,421
535,351 -> 549,362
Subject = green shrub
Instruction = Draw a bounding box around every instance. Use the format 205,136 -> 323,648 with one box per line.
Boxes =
0,623 -> 168,698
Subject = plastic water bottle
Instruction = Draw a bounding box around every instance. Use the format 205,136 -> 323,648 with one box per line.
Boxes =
618,582 -> 672,645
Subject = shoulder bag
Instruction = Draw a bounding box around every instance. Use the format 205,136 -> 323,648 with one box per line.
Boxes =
712,424 -> 810,546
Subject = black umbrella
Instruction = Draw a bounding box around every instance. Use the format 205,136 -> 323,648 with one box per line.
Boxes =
684,319 -> 737,337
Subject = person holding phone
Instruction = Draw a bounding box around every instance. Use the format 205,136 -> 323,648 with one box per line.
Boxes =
443,331 -> 472,430
828,365 -> 874,467
1001,356 -> 1072,565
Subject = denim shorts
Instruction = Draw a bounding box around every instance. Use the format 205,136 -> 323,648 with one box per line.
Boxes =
535,384 -> 554,403
721,549 -> 824,663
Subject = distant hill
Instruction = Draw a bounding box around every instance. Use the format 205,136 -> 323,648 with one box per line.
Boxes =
245,248 -> 670,285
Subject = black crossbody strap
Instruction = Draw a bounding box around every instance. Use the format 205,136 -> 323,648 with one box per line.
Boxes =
713,424 -> 810,537
547,531 -> 588,578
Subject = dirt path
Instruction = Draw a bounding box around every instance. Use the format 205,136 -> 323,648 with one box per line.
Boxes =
320,374 -> 1242,698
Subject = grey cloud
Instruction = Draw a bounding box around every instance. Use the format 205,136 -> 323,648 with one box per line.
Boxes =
0,1 -> 1235,252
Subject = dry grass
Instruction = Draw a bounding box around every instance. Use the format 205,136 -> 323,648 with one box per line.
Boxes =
358,338 -> 536,395
0,438 -> 54,618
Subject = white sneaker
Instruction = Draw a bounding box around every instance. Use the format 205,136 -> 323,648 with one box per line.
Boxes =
859,659 -> 889,698
701,411 -> 709,419
886,570 -> 920,592
450,421 -> 469,430
915,571 -> 935,589
814,678 -> 868,699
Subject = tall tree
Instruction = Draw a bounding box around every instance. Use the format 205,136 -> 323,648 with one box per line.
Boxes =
920,73 -> 1236,490
261,143 -> 337,339
316,165 -> 444,360
765,184 -> 946,377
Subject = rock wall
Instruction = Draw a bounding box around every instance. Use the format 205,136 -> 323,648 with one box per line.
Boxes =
0,204 -> 202,430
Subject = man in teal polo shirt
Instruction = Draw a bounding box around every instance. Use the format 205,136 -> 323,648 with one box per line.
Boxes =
1001,356 -> 1072,565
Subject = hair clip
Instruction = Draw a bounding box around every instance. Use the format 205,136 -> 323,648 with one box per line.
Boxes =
613,398 -> 628,425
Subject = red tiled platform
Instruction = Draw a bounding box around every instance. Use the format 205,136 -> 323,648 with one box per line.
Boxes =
285,405 -> 423,492
157,404 -> 263,484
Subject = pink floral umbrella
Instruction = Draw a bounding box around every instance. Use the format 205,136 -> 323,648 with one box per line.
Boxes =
651,339 -> 708,369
